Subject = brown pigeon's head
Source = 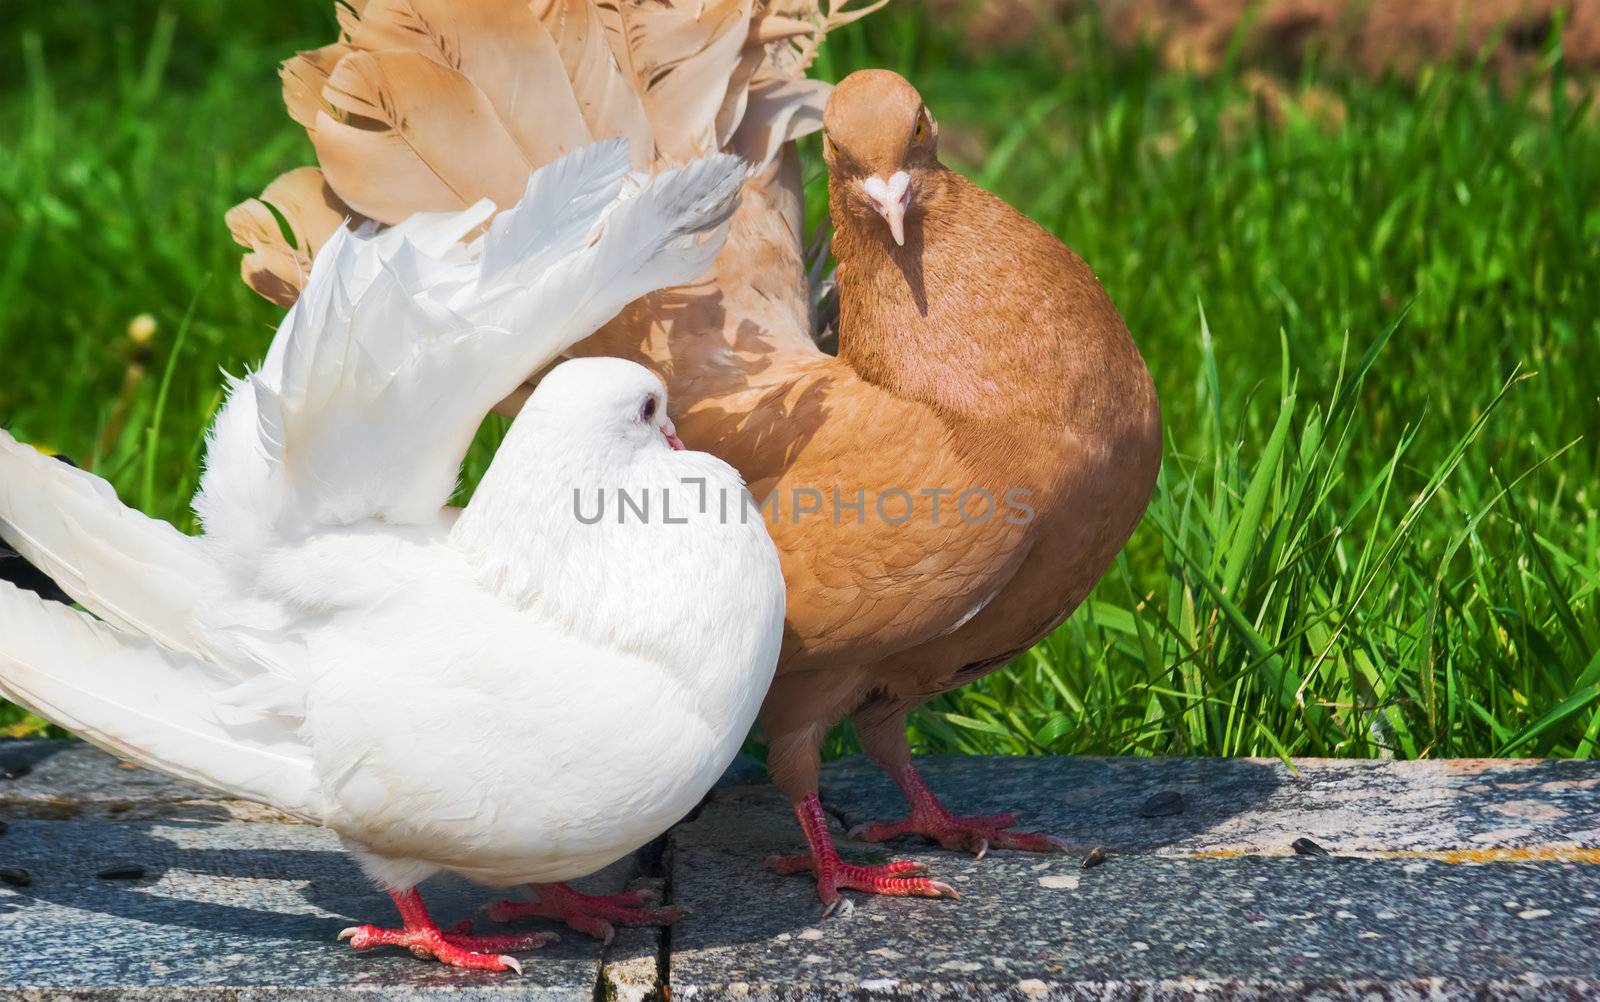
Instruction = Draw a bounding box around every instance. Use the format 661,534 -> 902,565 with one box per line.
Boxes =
823,69 -> 940,247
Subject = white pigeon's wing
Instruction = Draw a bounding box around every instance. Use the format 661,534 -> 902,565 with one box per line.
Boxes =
196,141 -> 745,554
0,430 -> 225,661
0,580 -> 323,821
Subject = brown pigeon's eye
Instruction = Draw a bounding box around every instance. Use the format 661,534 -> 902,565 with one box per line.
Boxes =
641,396 -> 658,422
914,116 -> 927,141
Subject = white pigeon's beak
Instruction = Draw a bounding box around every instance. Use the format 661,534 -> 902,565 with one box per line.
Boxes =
662,417 -> 686,451
861,171 -> 911,246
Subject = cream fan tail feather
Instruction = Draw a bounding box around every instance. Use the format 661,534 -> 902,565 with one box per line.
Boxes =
229,0 -> 881,308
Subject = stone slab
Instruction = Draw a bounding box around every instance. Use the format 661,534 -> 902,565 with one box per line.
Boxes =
0,742 -> 661,1000
666,756 -> 1600,1000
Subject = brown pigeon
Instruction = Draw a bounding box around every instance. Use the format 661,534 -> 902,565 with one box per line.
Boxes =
232,6 -> 1161,916
616,69 -> 1163,912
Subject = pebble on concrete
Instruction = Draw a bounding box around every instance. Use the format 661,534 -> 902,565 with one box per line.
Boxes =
1136,790 -> 1185,818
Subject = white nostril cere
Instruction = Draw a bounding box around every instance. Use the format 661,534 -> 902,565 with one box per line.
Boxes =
885,170 -> 910,205
861,171 -> 913,246
862,172 -> 910,209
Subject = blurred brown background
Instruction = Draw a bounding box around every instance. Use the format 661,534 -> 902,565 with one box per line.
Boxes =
936,0 -> 1600,78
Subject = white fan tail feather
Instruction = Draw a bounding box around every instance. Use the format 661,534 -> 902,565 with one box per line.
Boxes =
507,153 -> 751,338
196,140 -> 742,542
0,581 -> 323,821
0,429 -> 224,661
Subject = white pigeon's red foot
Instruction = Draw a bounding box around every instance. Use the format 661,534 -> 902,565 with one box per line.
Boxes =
485,882 -> 685,944
768,793 -> 959,917
339,888 -> 554,973
846,764 -> 1068,858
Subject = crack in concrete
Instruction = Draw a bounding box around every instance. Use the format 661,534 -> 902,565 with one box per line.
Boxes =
592,830 -> 673,1002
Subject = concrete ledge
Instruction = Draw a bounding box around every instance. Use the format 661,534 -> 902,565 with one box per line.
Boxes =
3,742 -> 1598,1000
672,762 -> 1600,1001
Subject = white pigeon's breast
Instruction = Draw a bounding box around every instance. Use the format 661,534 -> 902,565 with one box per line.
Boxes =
302,556 -> 776,886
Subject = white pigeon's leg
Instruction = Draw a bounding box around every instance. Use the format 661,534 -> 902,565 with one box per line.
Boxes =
483,883 -> 684,945
338,887 -> 555,973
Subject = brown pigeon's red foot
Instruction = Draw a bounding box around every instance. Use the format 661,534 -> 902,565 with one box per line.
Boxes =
486,882 -> 684,944
846,764 -> 1067,858
339,888 -> 552,973
768,793 -> 959,916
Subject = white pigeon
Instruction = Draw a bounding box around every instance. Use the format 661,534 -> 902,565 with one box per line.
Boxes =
0,140 -> 785,974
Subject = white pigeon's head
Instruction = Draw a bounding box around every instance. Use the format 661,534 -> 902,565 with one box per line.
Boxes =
519,357 -> 685,455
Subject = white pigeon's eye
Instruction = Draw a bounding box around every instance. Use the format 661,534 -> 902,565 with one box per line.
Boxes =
640,396 -> 658,422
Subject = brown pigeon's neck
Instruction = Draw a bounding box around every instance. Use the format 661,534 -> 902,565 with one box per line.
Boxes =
831,174 -> 1064,427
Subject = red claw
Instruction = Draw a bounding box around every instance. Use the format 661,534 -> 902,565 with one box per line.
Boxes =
339,888 -> 550,974
847,764 -> 1068,855
770,793 -> 959,915
486,881 -> 684,944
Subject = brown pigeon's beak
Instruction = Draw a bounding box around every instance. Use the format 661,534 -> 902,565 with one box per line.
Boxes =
862,171 -> 912,247
663,417 -> 686,451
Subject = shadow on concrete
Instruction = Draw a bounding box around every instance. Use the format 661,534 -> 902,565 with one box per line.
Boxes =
0,817 -> 608,964
667,755 -> 1287,951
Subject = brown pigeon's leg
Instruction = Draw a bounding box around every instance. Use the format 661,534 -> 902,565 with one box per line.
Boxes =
339,887 -> 552,973
483,882 -> 684,944
850,708 -> 1067,858
766,792 -> 959,917
761,714 -> 957,914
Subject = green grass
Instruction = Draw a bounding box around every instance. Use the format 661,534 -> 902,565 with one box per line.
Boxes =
1,4 -> 1596,759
